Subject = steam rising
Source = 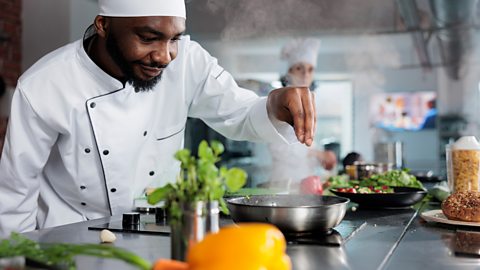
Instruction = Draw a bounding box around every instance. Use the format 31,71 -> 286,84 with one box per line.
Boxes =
195,0 -> 406,180
201,0 -> 394,40
189,0 -> 480,179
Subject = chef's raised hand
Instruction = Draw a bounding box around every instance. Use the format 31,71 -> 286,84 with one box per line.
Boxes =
267,86 -> 316,146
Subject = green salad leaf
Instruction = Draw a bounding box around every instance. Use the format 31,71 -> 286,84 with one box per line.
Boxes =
327,174 -> 350,188
327,169 -> 425,190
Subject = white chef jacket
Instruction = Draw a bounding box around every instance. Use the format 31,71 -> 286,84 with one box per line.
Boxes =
0,29 -> 295,236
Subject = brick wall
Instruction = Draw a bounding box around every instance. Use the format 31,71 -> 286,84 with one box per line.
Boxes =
0,0 -> 21,88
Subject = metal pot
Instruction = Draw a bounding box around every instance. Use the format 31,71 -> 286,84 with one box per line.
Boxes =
227,195 -> 349,233
374,141 -> 404,169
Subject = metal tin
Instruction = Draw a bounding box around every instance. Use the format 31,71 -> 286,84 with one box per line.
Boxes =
354,162 -> 393,180
171,201 -> 206,261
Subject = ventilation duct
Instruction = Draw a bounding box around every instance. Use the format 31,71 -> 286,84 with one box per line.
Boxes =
396,0 -> 478,80
429,0 -> 478,80
396,0 -> 432,69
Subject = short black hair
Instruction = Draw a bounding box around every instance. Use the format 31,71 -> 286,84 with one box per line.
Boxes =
342,152 -> 362,169
0,76 -> 5,98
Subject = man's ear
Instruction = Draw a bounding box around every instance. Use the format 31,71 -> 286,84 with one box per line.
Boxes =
94,15 -> 109,38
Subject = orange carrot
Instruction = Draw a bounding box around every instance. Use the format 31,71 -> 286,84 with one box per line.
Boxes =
152,259 -> 189,270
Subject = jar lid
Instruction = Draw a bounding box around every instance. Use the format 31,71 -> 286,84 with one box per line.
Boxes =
452,136 -> 480,150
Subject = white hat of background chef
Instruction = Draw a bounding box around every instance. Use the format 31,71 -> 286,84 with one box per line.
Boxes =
281,38 -> 321,68
99,0 -> 186,19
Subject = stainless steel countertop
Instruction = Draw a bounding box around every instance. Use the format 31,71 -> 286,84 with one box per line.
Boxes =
23,202 -> 477,270
383,203 -> 480,270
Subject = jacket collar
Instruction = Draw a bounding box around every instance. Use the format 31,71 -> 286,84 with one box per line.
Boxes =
76,25 -> 125,92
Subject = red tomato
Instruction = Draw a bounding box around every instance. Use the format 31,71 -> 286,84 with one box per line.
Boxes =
346,188 -> 357,193
337,188 -> 346,192
300,175 -> 323,195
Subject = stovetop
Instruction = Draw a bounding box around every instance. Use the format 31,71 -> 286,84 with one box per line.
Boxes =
284,220 -> 366,246
88,213 -> 366,246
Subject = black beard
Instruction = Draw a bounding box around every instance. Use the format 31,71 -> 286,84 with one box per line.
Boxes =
105,33 -> 163,92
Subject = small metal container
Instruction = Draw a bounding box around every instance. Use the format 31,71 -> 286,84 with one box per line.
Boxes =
122,212 -> 140,230
354,162 -> 393,180
354,163 -> 376,179
170,200 -> 221,261
374,141 -> 404,169
206,201 -> 220,233
171,201 -> 206,261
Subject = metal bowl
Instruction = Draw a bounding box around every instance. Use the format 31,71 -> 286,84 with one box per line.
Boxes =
227,194 -> 350,233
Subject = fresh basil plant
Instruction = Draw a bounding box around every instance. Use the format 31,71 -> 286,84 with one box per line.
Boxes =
147,140 -> 247,222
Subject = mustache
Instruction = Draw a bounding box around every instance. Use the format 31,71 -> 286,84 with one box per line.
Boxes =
136,61 -> 168,69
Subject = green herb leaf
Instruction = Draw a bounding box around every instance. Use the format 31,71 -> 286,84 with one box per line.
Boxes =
219,198 -> 230,215
148,140 -> 247,223
225,168 -> 247,192
210,186 -> 225,200
147,184 -> 174,205
197,160 -> 218,182
198,140 -> 215,162
210,140 -> 225,156
219,166 -> 228,178
174,149 -> 191,168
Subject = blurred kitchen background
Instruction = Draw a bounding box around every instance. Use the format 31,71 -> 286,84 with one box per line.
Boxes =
2,0 -> 480,186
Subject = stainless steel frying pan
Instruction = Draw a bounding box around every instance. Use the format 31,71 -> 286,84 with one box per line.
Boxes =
227,194 -> 349,232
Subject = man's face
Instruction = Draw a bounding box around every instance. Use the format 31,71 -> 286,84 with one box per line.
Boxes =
288,62 -> 314,87
103,16 -> 185,91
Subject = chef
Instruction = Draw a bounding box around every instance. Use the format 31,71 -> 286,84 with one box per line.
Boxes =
0,0 -> 316,236
268,38 -> 336,186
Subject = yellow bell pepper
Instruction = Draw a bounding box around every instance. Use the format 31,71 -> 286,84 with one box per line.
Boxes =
187,223 -> 291,270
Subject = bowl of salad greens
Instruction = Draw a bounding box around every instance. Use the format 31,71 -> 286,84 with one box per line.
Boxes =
327,169 -> 427,208
330,186 -> 426,208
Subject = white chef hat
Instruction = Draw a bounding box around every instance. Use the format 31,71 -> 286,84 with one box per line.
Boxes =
99,0 -> 186,19
281,38 -> 321,68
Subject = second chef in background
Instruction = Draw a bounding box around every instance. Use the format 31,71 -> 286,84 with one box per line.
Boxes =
268,38 -> 337,186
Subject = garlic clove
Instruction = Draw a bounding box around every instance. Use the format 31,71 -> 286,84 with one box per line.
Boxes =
100,229 -> 117,243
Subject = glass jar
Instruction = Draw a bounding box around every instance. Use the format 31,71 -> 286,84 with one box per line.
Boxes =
345,165 -> 357,180
446,137 -> 480,193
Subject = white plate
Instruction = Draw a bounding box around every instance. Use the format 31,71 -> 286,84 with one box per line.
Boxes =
421,209 -> 480,227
